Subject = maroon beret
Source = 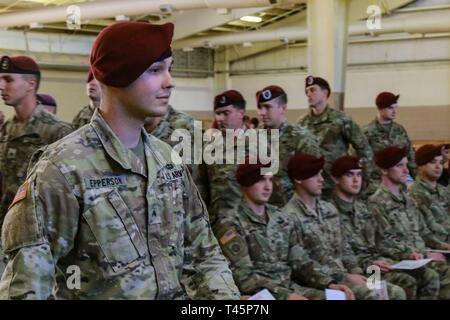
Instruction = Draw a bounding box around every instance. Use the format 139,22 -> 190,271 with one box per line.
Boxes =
415,144 -> 447,166
305,75 -> 331,96
37,93 -> 57,107
90,21 -> 174,87
214,90 -> 246,110
376,92 -> 399,109
374,146 -> 408,169
256,85 -> 286,105
86,69 -> 94,83
331,155 -> 363,178
236,160 -> 272,187
287,153 -> 325,181
0,55 -> 40,75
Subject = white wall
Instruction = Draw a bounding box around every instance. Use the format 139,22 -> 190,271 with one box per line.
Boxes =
0,71 -> 215,123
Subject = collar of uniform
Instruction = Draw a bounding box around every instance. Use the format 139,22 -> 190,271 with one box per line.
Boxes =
8,104 -> 47,137
380,184 -> 407,204
415,176 -> 440,196
293,192 -> 320,217
241,200 -> 268,225
90,109 -> 148,176
331,193 -> 355,216
277,120 -> 289,132
309,105 -> 330,123
375,118 -> 392,132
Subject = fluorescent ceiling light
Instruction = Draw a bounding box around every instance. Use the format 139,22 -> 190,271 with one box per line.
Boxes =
240,16 -> 262,23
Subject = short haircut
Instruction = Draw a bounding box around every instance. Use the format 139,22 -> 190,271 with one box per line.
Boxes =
22,73 -> 41,92
232,100 -> 246,110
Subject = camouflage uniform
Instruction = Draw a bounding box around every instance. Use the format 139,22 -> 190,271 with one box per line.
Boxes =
298,107 -> 373,199
410,177 -> 450,244
0,104 -> 72,227
71,105 -> 96,130
0,110 -> 239,300
331,194 -> 424,299
283,194 -> 378,300
146,105 -> 208,204
203,128 -> 250,227
362,119 -> 415,196
368,185 -> 450,299
267,121 -> 321,207
215,200 -> 335,300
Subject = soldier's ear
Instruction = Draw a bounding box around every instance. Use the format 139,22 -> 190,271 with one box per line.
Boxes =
380,168 -> 388,176
293,178 -> 302,185
331,175 -> 339,184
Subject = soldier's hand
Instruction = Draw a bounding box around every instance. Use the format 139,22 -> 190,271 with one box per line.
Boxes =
409,252 -> 423,260
328,283 -> 355,300
240,295 -> 251,300
374,260 -> 392,273
287,293 -> 309,300
426,252 -> 446,263
344,274 -> 367,286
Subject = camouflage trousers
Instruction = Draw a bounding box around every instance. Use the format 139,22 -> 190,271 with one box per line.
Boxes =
406,266 -> 440,300
384,271 -> 417,300
430,262 -> 450,300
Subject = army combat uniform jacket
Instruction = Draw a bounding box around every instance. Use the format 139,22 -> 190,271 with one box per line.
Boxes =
299,107 -> 373,196
0,104 -> 72,227
0,110 -> 239,300
215,200 -> 334,300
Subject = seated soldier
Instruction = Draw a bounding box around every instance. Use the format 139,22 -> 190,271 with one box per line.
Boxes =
283,152 -> 378,300
368,146 -> 450,299
410,144 -> 450,246
214,159 -> 354,300
330,155 -> 429,299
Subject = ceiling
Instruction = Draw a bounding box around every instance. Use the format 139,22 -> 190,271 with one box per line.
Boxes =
0,0 -> 307,37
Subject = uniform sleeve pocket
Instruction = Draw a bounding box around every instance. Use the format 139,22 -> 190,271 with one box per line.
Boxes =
83,189 -> 147,272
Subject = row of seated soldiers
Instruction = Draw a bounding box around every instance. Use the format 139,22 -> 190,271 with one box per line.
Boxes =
213,146 -> 450,300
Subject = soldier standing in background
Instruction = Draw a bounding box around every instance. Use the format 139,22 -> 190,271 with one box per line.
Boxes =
362,92 -> 415,196
257,85 -> 321,207
299,76 -> 373,199
203,89 -> 249,226
0,55 -> 72,229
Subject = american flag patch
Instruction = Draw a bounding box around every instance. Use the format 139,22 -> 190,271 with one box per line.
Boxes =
220,230 -> 237,245
9,181 -> 29,209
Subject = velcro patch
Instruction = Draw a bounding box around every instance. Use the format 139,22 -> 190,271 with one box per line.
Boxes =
220,230 -> 237,245
9,181 -> 29,209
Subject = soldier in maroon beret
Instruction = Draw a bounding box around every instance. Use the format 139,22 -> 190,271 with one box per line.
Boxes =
300,75 -> 373,200
410,144 -> 450,248
256,84 -> 321,207
213,89 -> 246,132
330,155 -> 422,300
0,55 -> 71,244
0,22 -> 240,300
362,91 -> 415,198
